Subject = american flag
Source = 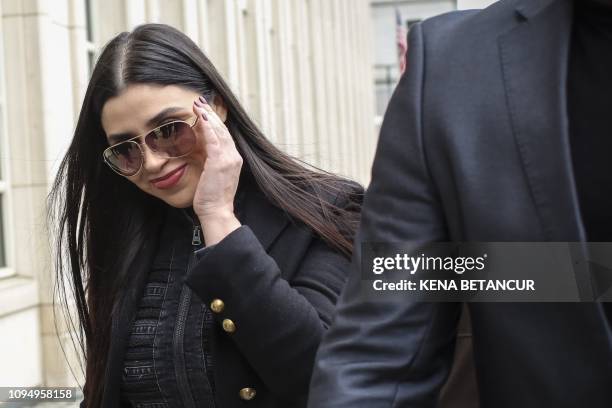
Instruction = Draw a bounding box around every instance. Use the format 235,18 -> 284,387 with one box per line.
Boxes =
396,8 -> 408,76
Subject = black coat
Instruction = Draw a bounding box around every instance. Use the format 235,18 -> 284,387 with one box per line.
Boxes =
86,176 -> 361,408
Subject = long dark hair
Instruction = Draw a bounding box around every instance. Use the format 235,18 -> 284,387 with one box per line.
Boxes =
47,23 -> 361,407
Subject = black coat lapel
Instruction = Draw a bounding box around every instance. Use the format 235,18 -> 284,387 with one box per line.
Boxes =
499,0 -> 585,241
234,171 -> 290,251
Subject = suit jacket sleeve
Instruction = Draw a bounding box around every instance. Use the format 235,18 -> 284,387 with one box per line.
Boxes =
308,23 -> 462,408
184,216 -> 351,399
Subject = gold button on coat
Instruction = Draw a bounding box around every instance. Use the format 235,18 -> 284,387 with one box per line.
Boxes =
239,387 -> 256,400
222,318 -> 236,333
210,299 -> 225,313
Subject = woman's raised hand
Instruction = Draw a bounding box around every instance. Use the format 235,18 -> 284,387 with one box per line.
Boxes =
192,95 -> 243,245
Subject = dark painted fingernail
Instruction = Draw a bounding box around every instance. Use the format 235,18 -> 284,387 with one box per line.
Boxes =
201,111 -> 208,121
194,99 -> 203,107
199,95 -> 207,105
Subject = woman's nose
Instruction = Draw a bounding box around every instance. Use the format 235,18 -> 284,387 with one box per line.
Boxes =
140,143 -> 168,175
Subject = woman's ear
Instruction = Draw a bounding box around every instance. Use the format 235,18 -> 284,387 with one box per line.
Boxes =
211,94 -> 228,122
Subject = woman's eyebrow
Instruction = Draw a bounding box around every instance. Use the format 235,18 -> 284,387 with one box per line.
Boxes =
145,106 -> 186,128
107,106 -> 187,144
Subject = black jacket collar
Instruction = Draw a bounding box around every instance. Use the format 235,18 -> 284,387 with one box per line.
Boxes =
498,0 -> 584,242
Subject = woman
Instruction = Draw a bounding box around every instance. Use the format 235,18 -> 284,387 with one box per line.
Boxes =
48,23 -> 362,408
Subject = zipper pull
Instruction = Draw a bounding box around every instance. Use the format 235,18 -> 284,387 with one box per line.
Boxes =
192,225 -> 202,246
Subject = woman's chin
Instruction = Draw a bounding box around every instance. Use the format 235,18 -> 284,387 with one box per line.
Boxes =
153,186 -> 196,209
162,194 -> 195,209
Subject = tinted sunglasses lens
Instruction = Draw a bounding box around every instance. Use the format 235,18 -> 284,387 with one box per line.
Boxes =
104,141 -> 142,176
145,121 -> 196,158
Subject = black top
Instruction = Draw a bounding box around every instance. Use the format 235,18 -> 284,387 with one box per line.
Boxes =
120,206 -> 215,408
568,0 -> 612,241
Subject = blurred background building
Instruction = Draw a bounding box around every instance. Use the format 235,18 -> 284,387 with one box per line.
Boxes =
372,0 -> 495,121
0,0 -> 494,403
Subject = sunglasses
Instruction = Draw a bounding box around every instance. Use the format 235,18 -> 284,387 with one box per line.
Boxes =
102,116 -> 199,177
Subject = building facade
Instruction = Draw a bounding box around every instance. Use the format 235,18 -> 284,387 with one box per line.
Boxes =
0,0 -> 375,392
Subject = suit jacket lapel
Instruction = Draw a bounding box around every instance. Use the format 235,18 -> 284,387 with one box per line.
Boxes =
499,0 -> 585,241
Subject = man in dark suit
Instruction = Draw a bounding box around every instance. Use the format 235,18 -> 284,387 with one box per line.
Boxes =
308,0 -> 612,407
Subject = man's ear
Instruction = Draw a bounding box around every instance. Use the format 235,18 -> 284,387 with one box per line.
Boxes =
211,94 -> 228,122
